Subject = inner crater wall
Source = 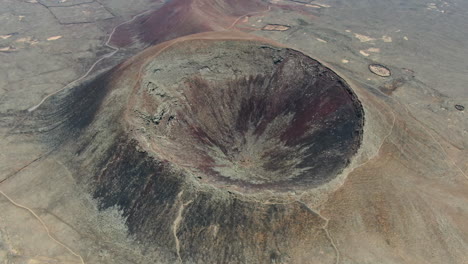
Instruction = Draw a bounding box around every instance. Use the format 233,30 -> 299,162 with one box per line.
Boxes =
128,40 -> 365,192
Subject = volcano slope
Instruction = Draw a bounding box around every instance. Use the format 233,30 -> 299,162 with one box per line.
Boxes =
22,33 -> 365,263
12,29 -> 467,264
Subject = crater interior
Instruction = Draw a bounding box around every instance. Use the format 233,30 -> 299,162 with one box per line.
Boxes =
129,40 -> 364,192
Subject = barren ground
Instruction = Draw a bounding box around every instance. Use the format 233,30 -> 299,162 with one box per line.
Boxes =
0,0 -> 467,263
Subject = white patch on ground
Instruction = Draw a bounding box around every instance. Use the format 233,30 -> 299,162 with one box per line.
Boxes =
426,3 -> 446,12
382,35 -> 392,42
341,59 -> 349,64
0,46 -> 15,52
15,37 -> 39,45
317,38 -> 327,43
354,33 -> 376,42
47,36 -> 62,41
366,47 -> 380,53
359,50 -> 370,56
315,3 -> 331,8
0,35 -> 12,40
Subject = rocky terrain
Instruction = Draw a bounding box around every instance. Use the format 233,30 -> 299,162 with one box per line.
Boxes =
0,0 -> 467,263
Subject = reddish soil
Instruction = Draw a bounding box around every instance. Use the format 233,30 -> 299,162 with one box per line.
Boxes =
110,0 -> 268,47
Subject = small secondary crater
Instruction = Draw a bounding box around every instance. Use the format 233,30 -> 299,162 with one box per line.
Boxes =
130,40 -> 364,192
262,24 -> 291,31
369,64 -> 391,77
455,104 -> 464,111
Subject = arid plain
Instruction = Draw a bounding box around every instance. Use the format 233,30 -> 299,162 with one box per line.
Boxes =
1,0 -> 467,263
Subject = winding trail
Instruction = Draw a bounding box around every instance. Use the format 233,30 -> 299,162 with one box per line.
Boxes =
298,201 -> 340,264
3,2 -> 465,263
172,191 -> 193,263
1,5 -> 274,264
227,5 -> 272,30
322,217 -> 340,264
398,101 -> 468,181
348,99 -> 397,171
28,3 -> 272,112
356,82 -> 467,182
0,190 -> 86,264
0,6 -> 159,264
296,92 -> 397,264
27,9 -> 154,112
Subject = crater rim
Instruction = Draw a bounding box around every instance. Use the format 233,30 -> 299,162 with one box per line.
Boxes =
128,39 -> 365,194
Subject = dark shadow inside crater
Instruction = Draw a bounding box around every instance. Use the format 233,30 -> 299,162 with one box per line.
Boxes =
133,44 -> 364,191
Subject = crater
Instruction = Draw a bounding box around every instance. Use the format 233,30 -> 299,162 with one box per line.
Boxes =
129,40 -> 364,192
27,35 -> 369,261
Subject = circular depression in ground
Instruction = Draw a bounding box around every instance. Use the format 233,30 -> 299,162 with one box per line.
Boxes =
130,40 -> 364,192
